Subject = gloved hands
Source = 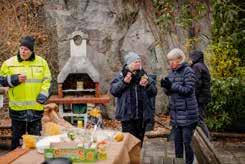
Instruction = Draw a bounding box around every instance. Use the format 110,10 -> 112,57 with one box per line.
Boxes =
160,77 -> 172,89
122,65 -> 131,77
8,74 -> 22,87
122,65 -> 133,84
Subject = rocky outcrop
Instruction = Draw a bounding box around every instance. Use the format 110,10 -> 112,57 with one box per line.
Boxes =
44,0 -> 211,117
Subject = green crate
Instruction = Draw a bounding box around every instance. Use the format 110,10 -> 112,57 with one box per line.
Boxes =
72,104 -> 87,114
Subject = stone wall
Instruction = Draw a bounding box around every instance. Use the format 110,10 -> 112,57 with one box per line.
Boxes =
44,0 -> 211,118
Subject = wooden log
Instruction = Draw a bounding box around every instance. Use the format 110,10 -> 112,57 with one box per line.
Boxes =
211,132 -> 245,138
193,127 -> 222,164
145,131 -> 169,138
154,115 -> 171,130
0,136 -> 12,139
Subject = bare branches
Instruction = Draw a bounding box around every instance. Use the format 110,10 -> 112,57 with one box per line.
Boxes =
0,0 -> 58,79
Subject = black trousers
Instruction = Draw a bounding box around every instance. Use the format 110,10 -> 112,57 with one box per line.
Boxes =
11,119 -> 42,150
198,103 -> 211,139
174,123 -> 197,164
121,119 -> 146,146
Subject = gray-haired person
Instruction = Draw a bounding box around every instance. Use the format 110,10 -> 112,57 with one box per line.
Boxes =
161,48 -> 199,164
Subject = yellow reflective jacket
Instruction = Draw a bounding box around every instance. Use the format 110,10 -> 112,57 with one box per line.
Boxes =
0,55 -> 51,111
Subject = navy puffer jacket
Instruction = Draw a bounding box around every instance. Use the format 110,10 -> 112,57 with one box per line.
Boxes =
110,70 -> 157,122
164,63 -> 199,126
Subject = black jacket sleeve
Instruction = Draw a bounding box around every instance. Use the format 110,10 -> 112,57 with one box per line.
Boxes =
0,75 -> 20,87
192,63 -> 203,96
145,77 -> 157,97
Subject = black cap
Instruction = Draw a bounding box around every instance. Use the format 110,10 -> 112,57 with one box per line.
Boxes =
20,36 -> 35,52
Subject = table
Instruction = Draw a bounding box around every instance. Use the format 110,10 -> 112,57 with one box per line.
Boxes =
0,133 -> 141,164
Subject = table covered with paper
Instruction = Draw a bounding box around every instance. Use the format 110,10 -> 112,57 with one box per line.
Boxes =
0,104 -> 141,164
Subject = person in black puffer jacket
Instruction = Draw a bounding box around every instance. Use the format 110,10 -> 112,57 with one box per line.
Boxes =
161,48 -> 198,164
110,52 -> 157,146
189,50 -> 211,139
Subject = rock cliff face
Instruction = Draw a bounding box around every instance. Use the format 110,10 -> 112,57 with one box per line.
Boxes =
44,0 -> 211,117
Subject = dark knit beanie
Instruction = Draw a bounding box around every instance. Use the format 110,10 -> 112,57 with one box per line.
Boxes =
20,36 -> 35,52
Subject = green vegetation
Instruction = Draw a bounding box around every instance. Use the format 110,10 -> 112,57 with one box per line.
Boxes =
152,0 -> 208,31
152,0 -> 245,131
205,0 -> 245,131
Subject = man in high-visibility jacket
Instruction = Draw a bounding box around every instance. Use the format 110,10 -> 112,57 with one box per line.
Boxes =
0,36 -> 51,150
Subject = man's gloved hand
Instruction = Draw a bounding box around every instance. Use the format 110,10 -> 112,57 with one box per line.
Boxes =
122,65 -> 131,77
123,72 -> 132,84
7,74 -> 21,87
161,77 -> 172,89
36,93 -> 48,104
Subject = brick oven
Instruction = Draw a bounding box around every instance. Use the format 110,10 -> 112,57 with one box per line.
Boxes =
48,31 -> 110,125
56,31 -> 100,98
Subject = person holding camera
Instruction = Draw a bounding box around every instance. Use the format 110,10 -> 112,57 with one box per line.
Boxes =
110,52 -> 157,146
161,48 -> 199,164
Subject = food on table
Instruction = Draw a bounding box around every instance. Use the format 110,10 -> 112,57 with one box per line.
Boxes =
43,122 -> 61,136
141,74 -> 148,81
113,132 -> 124,142
22,134 -> 36,149
88,108 -> 101,118
67,131 -> 76,141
